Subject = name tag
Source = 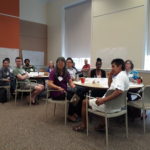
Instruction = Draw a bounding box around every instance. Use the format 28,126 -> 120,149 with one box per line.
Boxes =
58,76 -> 63,82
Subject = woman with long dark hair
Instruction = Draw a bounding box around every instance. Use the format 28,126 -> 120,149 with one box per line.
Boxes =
48,57 -> 80,122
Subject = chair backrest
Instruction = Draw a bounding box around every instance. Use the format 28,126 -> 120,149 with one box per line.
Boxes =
104,90 -> 127,113
143,85 -> 150,104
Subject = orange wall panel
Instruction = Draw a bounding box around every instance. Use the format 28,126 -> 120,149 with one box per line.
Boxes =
0,15 -> 20,49
0,0 -> 19,16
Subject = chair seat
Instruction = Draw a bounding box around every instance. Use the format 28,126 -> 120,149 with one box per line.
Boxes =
47,98 -> 69,104
88,108 -> 127,118
16,89 -> 32,92
0,86 -> 10,89
128,100 -> 150,110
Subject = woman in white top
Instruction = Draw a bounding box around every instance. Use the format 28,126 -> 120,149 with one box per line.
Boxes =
66,57 -> 77,81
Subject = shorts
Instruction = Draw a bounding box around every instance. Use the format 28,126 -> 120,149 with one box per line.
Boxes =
20,82 -> 37,90
89,98 -> 121,113
89,98 -> 105,112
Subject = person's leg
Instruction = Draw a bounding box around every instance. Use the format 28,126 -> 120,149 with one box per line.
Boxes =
67,88 -> 79,121
31,84 -> 44,102
73,99 -> 88,131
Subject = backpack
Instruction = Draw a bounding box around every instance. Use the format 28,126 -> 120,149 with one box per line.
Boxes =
0,88 -> 7,103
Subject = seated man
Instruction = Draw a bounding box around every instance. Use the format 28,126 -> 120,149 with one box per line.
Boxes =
13,57 -> 44,104
23,59 -> 36,73
73,58 -> 129,131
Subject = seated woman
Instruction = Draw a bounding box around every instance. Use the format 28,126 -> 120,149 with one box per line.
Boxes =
125,60 -> 140,82
46,61 -> 54,73
90,58 -> 106,78
0,59 -> 15,100
125,60 -> 142,120
90,58 -> 106,97
48,57 -> 81,122
66,57 -> 77,81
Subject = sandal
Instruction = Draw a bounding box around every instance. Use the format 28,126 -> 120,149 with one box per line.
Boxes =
72,125 -> 86,132
67,116 -> 78,122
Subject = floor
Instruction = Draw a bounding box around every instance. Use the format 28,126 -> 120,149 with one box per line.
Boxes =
0,99 -> 150,150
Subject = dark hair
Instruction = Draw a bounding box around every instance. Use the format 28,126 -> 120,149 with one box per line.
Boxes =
97,58 -> 102,62
4,58 -> 10,63
111,58 -> 125,71
15,57 -> 22,61
125,60 -> 134,70
24,59 -> 30,63
3,59 -> 9,63
66,57 -> 74,63
55,57 -> 67,77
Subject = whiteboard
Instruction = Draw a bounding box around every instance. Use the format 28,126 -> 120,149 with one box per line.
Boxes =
22,50 -> 44,66
0,48 -> 19,66
92,6 -> 145,69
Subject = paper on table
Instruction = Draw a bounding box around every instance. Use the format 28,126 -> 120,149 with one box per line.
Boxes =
28,72 -> 38,77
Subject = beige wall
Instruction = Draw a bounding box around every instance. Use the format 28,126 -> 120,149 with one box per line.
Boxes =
20,20 -> 47,65
47,0 -> 146,68
20,0 -> 48,25
47,0 -> 86,63
91,0 -> 145,69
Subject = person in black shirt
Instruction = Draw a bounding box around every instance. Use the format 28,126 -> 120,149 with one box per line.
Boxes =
90,58 -> 106,78
90,58 -> 106,97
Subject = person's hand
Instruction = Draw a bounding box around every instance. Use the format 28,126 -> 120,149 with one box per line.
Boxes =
3,79 -> 10,82
107,70 -> 114,78
25,73 -> 29,78
95,98 -> 104,106
57,87 -> 65,93
72,84 -> 76,88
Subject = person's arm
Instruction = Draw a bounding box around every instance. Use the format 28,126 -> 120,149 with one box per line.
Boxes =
0,70 -> 10,82
0,69 -> 3,81
32,65 -> 36,72
16,73 -> 29,80
47,80 -> 64,91
103,70 -> 106,78
68,79 -> 76,88
107,71 -> 113,87
96,89 -> 123,105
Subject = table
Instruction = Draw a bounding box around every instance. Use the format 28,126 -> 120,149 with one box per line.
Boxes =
28,72 -> 49,85
74,78 -> 144,89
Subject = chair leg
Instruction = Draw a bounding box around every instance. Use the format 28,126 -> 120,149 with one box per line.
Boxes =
45,100 -> 48,121
21,92 -> 23,101
143,109 -> 146,133
29,92 -> 31,106
86,104 -> 89,136
15,92 -> 17,105
105,117 -> 109,147
64,102 -> 68,125
125,113 -> 128,138
86,108 -> 89,136
54,103 -> 56,116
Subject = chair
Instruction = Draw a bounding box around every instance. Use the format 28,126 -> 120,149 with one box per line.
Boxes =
45,87 -> 69,125
15,80 -> 37,106
86,90 -> 128,147
0,83 -> 11,101
128,85 -> 150,133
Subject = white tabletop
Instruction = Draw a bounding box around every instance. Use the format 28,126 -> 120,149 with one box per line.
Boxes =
28,72 -> 49,78
74,78 -> 144,89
